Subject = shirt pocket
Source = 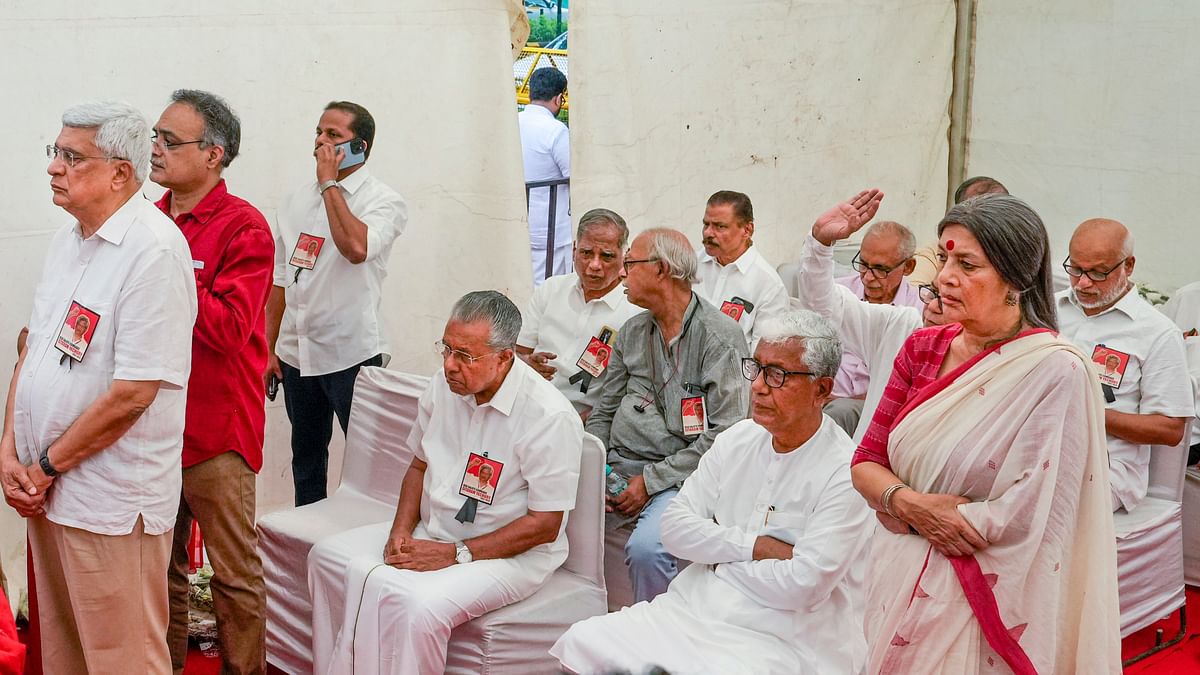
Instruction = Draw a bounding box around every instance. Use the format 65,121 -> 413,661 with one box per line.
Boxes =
761,512 -> 808,546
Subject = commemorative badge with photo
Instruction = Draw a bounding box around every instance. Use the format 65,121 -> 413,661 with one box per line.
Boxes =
576,337 -> 614,378
719,296 -> 755,322
289,232 -> 325,270
681,395 -> 707,436
55,301 -> 100,364
1091,344 -> 1130,389
458,452 -> 504,506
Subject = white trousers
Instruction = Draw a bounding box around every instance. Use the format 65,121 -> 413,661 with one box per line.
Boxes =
531,244 -> 573,287
308,521 -> 546,674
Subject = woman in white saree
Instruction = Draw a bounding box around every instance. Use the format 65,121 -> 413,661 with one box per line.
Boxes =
849,194 -> 1121,674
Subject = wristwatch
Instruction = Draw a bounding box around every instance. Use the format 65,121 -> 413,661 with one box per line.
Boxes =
39,452 -> 60,477
454,541 -> 473,564
318,179 -> 339,194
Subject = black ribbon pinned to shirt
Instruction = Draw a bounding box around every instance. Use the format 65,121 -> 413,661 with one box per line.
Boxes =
568,369 -> 593,394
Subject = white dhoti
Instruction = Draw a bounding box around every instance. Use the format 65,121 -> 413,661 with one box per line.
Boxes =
308,521 -> 551,674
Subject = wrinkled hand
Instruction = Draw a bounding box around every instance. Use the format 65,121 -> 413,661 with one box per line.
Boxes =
611,474 -> 650,517
752,535 -> 794,561
876,511 -> 911,535
526,351 -> 558,380
894,490 -> 987,558
384,537 -> 456,572
2,456 -> 47,518
811,189 -> 884,246
315,143 -> 344,184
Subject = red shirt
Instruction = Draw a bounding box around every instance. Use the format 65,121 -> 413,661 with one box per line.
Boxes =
156,180 -> 274,471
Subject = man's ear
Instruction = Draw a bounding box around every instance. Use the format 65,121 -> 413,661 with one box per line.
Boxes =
110,160 -> 136,191
1125,255 -> 1136,276
207,145 -> 226,170
903,258 -> 917,276
814,376 -> 835,407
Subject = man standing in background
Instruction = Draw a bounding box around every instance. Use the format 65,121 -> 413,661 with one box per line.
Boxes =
518,68 -> 571,286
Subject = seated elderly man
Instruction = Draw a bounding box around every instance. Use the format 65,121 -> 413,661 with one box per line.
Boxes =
1057,219 -> 1193,511
586,228 -> 750,603
517,208 -> 640,418
307,290 -> 583,673
825,219 -> 922,435
1160,280 -> 1200,464
794,189 -> 944,443
553,309 -> 872,674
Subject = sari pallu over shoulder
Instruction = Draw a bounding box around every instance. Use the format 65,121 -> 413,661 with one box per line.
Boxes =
864,330 -> 1121,675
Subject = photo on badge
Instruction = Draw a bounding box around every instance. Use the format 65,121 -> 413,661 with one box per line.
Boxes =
576,336 -> 613,378
681,395 -> 707,436
55,301 -> 100,363
719,299 -> 746,322
1091,344 -> 1129,389
459,452 -> 504,506
289,232 -> 325,270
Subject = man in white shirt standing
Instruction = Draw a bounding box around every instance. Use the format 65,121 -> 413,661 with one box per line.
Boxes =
307,291 -> 583,673
265,100 -> 407,506
0,101 -> 197,674
517,208 -> 640,417
694,190 -> 789,347
1057,218 -> 1193,512
518,68 -> 571,286
553,309 -> 871,674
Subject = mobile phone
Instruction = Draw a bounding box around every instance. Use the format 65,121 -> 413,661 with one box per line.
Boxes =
267,374 -> 280,402
730,296 -> 756,314
336,138 -> 367,170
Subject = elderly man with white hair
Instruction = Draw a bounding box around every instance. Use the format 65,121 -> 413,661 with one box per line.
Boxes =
554,309 -> 872,674
0,101 -> 197,673
307,290 -> 583,673
586,227 -> 750,603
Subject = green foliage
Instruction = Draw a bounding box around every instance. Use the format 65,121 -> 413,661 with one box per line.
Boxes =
529,16 -> 566,45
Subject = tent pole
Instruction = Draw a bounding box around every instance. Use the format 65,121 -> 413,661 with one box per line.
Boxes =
947,0 -> 977,209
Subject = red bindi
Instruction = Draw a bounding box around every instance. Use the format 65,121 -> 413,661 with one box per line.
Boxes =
946,240 -> 955,251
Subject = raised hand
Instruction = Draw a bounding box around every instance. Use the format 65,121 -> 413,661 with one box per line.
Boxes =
811,189 -> 884,246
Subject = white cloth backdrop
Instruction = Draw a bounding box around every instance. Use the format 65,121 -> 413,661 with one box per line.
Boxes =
0,0 -> 531,613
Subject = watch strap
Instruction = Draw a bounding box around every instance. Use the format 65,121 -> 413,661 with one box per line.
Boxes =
318,179 -> 339,194
39,452 -> 60,477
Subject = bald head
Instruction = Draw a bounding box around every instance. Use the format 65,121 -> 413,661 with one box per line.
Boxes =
1071,218 -> 1134,259
1067,218 -> 1135,314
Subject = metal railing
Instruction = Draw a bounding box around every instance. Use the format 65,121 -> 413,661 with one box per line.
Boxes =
525,177 -> 570,281
514,47 -> 569,109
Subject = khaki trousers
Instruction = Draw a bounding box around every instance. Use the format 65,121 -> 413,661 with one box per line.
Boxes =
28,514 -> 172,675
167,451 -> 265,675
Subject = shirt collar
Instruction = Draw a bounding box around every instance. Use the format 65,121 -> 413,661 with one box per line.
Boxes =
574,275 -> 627,309
524,104 -> 557,120
82,192 -> 144,245
155,179 -> 228,225
333,165 -> 371,195
460,359 -> 524,417
699,244 -> 758,273
1059,285 -> 1142,320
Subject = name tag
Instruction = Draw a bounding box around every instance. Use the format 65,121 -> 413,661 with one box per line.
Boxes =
459,452 -> 504,506
289,232 -> 325,270
55,301 -> 101,364
1091,344 -> 1129,389
681,395 -> 707,436
720,296 -> 755,322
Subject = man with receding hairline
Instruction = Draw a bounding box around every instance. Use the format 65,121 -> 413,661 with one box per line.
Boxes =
909,176 -> 1010,287
1057,218 -> 1193,511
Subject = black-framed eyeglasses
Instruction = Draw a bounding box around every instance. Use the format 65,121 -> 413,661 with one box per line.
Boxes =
151,133 -> 205,151
622,257 -> 660,273
45,144 -> 127,168
434,340 -> 502,364
851,252 -> 908,279
917,284 -> 942,310
1062,256 -> 1128,282
741,357 -> 816,389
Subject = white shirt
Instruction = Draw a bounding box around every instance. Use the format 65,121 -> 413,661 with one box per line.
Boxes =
273,167 -> 407,376
694,245 -> 789,346
659,417 -> 872,673
1057,288 -> 1194,511
832,274 -> 925,399
1160,281 -> 1200,445
517,273 -> 641,412
795,235 -> 923,442
409,358 -> 583,578
518,104 -> 570,251
14,194 -> 197,536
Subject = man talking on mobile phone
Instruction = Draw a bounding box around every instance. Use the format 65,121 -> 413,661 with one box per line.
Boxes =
266,101 -> 408,506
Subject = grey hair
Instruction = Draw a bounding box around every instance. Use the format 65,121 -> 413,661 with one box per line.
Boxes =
863,220 -> 916,260
953,176 -> 1008,204
755,309 -> 843,378
170,89 -> 241,168
576,208 -> 629,248
939,194 -> 1057,331
449,290 -> 522,350
642,228 -> 698,284
61,100 -> 152,182
1119,229 -> 1135,258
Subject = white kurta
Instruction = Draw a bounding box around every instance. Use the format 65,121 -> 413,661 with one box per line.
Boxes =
1159,280 -> 1200,446
694,245 -> 789,347
793,234 -> 923,442
551,417 -> 872,674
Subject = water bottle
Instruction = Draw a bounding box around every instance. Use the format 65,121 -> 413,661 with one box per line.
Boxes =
605,464 -> 628,497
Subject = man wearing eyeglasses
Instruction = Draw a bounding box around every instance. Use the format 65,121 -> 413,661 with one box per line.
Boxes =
1,101 -> 196,674
553,309 -> 871,674
694,191 -> 789,347
149,89 -> 272,675
585,228 -> 750,603
1056,218 -> 1192,512
825,220 -> 922,435
266,101 -> 407,507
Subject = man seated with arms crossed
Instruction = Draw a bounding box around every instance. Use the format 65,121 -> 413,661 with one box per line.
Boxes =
794,189 -> 945,443
825,219 -> 922,435
694,190 -> 789,347
307,291 -> 583,673
1057,218 -> 1193,511
517,208 -> 640,418
553,309 -> 872,674
587,228 -> 750,603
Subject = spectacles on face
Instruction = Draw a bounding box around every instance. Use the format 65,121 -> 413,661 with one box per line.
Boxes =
45,145 -> 127,168
434,340 -> 501,364
622,256 -> 660,273
150,133 -> 205,151
741,357 -> 816,389
917,283 -> 942,309
1062,256 -> 1128,282
851,252 -> 908,279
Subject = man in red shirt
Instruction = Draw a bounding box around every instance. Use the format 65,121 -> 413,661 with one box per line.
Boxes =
150,89 -> 274,675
